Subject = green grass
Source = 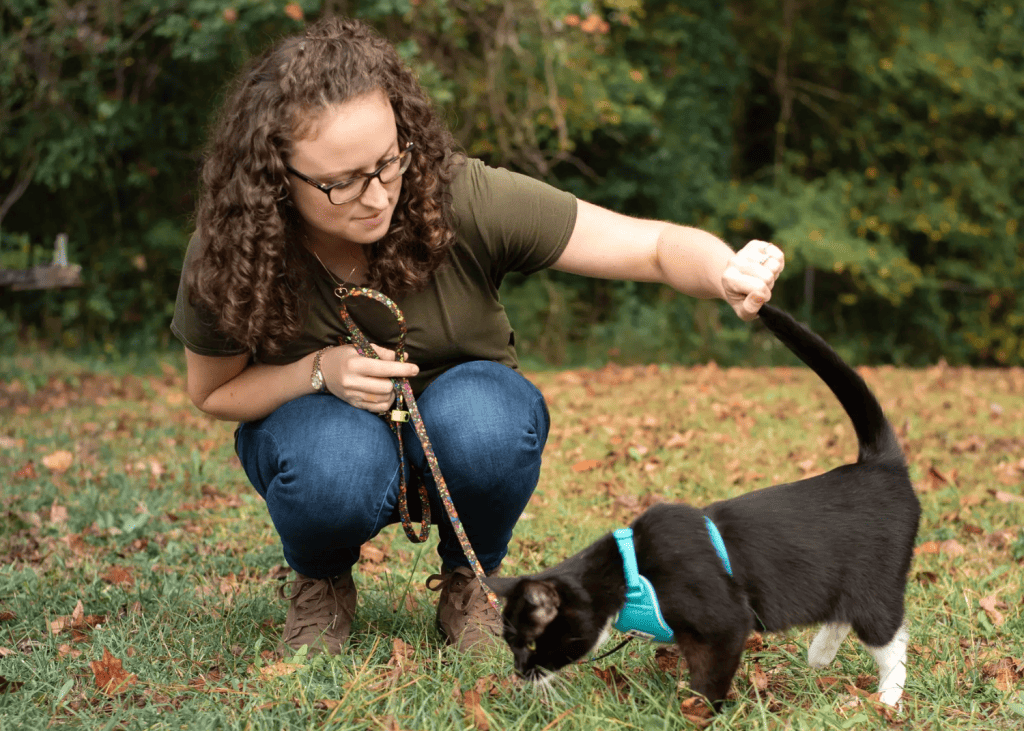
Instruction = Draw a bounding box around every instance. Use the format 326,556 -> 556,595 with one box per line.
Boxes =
1,351 -> 1023,729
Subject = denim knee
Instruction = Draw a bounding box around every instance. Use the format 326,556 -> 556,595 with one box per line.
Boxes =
407,362 -> 549,570
236,395 -> 402,577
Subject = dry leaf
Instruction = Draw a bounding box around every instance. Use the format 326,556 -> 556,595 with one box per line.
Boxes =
258,662 -> 301,679
990,490 -> 1024,504
979,596 -> 1006,626
49,500 -> 69,527
914,541 -> 940,556
680,696 -> 713,727
42,450 -> 74,473
750,662 -> 768,691
463,688 -> 489,731
361,545 -> 386,563
91,647 -> 137,695
939,539 -> 966,557
102,566 -> 135,587
572,459 -> 602,473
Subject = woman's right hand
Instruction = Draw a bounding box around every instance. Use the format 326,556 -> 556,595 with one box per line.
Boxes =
322,344 -> 419,414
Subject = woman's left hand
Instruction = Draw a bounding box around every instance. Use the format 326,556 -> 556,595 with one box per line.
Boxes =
721,240 -> 785,321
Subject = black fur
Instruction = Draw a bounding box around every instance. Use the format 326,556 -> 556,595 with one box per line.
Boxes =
487,304 -> 921,711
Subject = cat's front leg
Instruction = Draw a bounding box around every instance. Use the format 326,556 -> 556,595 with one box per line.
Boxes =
677,630 -> 745,713
807,621 -> 851,668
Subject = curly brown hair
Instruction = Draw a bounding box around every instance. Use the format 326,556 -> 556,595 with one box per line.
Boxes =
190,16 -> 462,355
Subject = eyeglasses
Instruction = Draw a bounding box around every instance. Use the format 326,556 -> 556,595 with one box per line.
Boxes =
285,142 -> 414,205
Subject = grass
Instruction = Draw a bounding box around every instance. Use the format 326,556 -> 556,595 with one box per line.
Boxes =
1,349 -> 1023,729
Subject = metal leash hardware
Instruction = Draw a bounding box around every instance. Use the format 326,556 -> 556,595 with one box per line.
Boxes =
336,287 -> 501,614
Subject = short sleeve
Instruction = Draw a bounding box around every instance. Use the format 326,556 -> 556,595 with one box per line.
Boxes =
451,158 -> 577,281
170,233 -> 249,357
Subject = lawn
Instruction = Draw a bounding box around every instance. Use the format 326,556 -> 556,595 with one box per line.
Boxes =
1,350 -> 1022,729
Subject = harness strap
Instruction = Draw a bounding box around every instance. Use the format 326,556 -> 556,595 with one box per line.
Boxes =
336,287 -> 501,615
703,515 -> 733,576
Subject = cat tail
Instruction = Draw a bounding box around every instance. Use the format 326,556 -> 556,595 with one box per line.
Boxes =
756,304 -> 902,464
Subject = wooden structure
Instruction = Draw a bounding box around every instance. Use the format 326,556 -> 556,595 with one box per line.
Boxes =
0,234 -> 82,290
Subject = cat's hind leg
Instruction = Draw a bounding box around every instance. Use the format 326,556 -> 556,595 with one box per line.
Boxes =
807,621 -> 851,668
862,622 -> 909,708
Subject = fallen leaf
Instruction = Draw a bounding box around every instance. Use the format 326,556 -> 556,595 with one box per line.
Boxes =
750,662 -> 768,691
0,675 -> 25,694
979,596 -> 1006,626
284,3 -> 304,21
680,696 -> 713,726
990,490 -> 1024,504
914,541 -> 940,555
939,539 -> 966,557
463,688 -> 489,730
101,566 -> 134,587
258,662 -> 301,679
42,450 -> 74,473
572,459 -> 602,473
90,647 -> 137,695
49,500 -> 69,527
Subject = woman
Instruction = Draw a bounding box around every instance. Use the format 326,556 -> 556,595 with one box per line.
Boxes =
171,16 -> 784,658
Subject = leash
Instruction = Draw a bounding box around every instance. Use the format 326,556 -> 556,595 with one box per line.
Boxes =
334,286 -> 502,615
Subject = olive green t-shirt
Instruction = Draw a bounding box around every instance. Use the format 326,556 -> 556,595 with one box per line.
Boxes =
170,158 -> 578,395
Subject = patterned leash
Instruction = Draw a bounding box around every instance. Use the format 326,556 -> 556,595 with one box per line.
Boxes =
335,286 -> 501,615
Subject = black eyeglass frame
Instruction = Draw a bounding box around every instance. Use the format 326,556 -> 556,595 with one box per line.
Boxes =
284,142 -> 415,205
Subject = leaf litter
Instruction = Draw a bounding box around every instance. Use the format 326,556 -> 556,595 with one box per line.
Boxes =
1,360 -> 1022,726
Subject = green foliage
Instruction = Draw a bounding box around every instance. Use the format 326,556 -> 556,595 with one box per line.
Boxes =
1,0 -> 1021,365
0,0 -> 314,348
714,0 -> 1024,364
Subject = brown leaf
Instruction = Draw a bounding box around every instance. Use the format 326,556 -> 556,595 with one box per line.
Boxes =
990,489 -> 1024,504
663,430 -> 696,449
979,596 -> 1006,626
750,662 -> 768,691
49,500 -> 69,527
258,662 -> 301,679
921,465 -> 949,492
0,675 -> 25,694
462,688 -> 489,731
939,539 -> 966,557
914,541 -> 940,556
13,461 -> 37,480
42,450 -> 74,473
679,696 -> 713,727
101,566 -> 134,587
0,611 -> 15,623
361,545 -> 386,563
572,459 -> 602,473
90,647 -> 136,695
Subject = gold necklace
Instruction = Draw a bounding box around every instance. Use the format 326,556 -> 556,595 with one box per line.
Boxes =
311,249 -> 360,299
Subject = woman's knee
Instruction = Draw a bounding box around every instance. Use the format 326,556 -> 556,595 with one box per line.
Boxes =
414,362 -> 549,471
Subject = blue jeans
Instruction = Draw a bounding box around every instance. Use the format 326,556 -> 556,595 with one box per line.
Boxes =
235,361 -> 549,579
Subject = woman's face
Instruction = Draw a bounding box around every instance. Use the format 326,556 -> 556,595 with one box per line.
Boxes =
286,90 -> 403,252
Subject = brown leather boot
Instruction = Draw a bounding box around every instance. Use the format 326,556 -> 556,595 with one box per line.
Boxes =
277,571 -> 356,656
426,566 -> 502,654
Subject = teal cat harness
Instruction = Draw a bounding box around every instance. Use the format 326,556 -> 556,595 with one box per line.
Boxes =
612,517 -> 734,643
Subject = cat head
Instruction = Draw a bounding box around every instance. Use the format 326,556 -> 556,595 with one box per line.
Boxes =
485,575 -> 610,681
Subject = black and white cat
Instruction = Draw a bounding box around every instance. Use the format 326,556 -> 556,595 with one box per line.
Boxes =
486,304 -> 921,711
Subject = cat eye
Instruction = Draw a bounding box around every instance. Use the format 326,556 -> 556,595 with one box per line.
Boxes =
526,641 -> 537,652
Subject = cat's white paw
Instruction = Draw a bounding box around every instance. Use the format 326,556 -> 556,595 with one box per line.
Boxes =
807,622 -> 851,669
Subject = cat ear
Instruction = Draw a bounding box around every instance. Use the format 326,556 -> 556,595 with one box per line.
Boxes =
523,580 -> 560,628
482,575 -> 519,598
